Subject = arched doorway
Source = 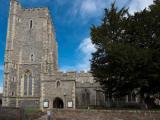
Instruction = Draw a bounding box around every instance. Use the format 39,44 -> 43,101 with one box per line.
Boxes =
53,97 -> 64,108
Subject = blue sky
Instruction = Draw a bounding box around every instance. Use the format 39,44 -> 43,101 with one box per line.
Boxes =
0,0 -> 154,92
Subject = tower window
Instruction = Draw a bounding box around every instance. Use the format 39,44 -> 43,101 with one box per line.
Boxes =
56,81 -> 60,88
31,54 -> 34,62
10,92 -> 14,96
30,20 -> 32,29
24,70 -> 32,96
11,92 -> 14,96
12,77 -> 16,82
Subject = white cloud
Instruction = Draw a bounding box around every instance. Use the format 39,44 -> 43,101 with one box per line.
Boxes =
76,37 -> 96,71
71,0 -> 107,18
80,0 -> 97,16
68,0 -> 154,22
128,0 -> 153,14
79,37 -> 96,54
60,37 -> 96,72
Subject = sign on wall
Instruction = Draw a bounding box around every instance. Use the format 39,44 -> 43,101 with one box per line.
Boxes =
67,101 -> 73,108
43,100 -> 49,108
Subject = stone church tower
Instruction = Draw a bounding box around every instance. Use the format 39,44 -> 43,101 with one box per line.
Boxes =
3,0 -> 106,110
3,0 -> 58,107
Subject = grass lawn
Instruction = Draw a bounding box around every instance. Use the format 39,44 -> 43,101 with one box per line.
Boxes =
24,108 -> 45,119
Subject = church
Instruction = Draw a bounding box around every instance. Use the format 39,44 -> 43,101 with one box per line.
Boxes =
2,0 -> 106,110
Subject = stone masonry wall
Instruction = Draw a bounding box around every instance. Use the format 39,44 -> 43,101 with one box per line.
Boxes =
53,109 -> 160,120
76,72 -> 105,108
41,73 -> 76,110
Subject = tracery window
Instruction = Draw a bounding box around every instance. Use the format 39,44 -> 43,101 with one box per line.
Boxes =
24,70 -> 32,96
82,89 -> 90,106
12,92 -> 14,96
24,74 -> 27,95
9,91 -> 14,96
29,74 -> 32,95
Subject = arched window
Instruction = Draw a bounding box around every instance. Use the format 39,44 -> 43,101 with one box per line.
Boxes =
24,74 -> 27,95
29,74 -> 32,95
24,70 -> 32,96
30,20 -> 32,29
11,92 -> 14,96
56,81 -> 60,88
86,91 -> 90,105
45,60 -> 48,73
82,89 -> 90,106
31,54 -> 34,62
132,92 -> 136,102
9,91 -> 14,96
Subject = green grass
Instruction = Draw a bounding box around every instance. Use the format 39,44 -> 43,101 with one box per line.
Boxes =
24,108 -> 40,115
24,108 -> 45,119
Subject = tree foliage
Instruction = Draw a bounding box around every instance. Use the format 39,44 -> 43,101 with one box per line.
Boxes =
91,1 -> 160,102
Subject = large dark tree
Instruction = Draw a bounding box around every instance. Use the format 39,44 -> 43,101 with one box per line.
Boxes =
91,0 -> 160,107
91,3 -> 129,102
